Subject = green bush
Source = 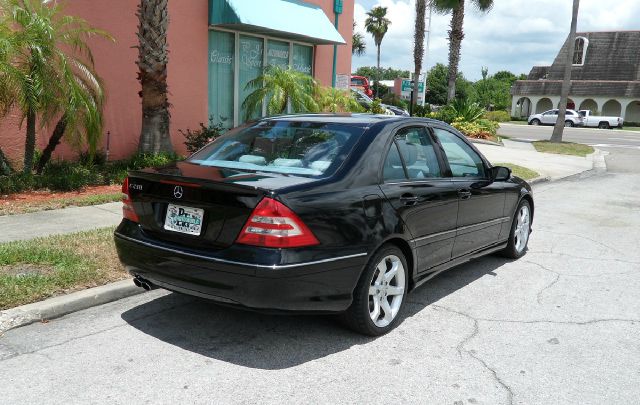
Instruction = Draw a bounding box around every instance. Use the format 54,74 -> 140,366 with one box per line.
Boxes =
179,117 -> 225,155
412,104 -> 431,117
369,98 -> 388,114
451,117 -> 499,140
483,110 -> 511,122
38,161 -> 103,191
0,173 -> 35,194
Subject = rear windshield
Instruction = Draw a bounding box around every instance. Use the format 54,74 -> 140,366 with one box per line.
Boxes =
189,120 -> 365,177
351,78 -> 365,86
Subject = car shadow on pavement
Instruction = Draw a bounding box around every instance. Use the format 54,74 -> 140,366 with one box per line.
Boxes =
121,255 -> 510,370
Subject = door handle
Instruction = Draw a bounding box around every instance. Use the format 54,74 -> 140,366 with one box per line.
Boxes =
458,189 -> 472,200
400,193 -> 419,206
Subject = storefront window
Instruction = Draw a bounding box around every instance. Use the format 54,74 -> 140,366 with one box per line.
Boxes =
208,30 -> 314,127
266,40 -> 290,68
292,44 -> 313,75
208,31 -> 235,129
239,35 -> 264,122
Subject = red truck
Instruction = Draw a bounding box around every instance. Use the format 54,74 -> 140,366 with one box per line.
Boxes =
350,75 -> 373,97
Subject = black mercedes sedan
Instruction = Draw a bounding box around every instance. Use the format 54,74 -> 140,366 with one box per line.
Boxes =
115,114 -> 533,336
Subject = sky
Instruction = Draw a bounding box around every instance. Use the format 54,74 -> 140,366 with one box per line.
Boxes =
352,0 -> 640,80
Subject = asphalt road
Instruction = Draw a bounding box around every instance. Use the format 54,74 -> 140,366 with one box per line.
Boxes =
1,149 -> 639,404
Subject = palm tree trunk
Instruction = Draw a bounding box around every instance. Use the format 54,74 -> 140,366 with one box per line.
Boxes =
412,0 -> 427,110
22,107 -> 37,174
35,115 -> 67,174
551,0 -> 580,143
446,0 -> 465,103
136,0 -> 173,154
376,44 -> 381,99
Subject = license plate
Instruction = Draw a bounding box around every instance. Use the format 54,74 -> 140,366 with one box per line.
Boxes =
164,204 -> 204,236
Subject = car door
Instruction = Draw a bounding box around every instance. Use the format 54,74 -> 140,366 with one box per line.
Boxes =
378,126 -> 459,271
541,109 -> 558,125
431,126 -> 507,258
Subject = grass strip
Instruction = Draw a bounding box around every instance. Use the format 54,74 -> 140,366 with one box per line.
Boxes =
0,226 -> 126,310
495,163 -> 540,181
532,141 -> 594,157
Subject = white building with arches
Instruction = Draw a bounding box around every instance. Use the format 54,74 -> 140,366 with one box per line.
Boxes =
511,31 -> 640,124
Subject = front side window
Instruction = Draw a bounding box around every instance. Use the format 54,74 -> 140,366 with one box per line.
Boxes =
189,121 -> 364,177
433,128 -> 487,178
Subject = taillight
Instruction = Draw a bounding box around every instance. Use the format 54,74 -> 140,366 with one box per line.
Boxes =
236,197 -> 319,248
122,177 -> 139,223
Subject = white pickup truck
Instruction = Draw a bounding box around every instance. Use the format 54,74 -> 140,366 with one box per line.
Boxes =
578,110 -> 624,129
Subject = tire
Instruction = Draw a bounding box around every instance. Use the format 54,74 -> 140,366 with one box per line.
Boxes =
564,120 -> 574,127
529,119 -> 540,126
341,244 -> 409,336
500,199 -> 532,259
598,122 -> 609,129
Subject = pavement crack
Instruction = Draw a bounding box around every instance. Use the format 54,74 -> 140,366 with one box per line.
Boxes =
433,305 -> 514,405
527,251 -> 640,266
538,230 -> 628,257
523,261 -> 561,305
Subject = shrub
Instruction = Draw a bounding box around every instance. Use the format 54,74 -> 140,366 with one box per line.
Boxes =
439,99 -> 485,123
78,150 -> 108,166
0,174 -> 35,194
451,117 -> 499,140
483,110 -> 511,122
315,87 -> 364,113
412,104 -> 431,117
38,161 -> 103,191
369,98 -> 388,114
179,117 -> 225,155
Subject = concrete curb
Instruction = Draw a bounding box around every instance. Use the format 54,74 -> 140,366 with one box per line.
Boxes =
528,176 -> 551,185
0,279 -> 144,333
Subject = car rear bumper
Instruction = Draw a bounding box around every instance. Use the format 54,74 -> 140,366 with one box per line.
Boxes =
114,228 -> 368,313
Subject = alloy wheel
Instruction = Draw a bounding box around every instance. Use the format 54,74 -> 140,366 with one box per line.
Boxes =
368,255 -> 405,328
514,205 -> 531,253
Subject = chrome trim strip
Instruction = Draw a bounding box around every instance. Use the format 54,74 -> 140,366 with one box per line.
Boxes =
114,233 -> 367,270
411,216 -> 511,243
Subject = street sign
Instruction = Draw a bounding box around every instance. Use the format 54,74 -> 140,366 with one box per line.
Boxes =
334,0 -> 343,14
401,79 -> 424,92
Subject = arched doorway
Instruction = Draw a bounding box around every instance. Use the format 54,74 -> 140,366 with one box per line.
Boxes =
579,99 -> 598,113
625,101 -> 640,124
602,99 -> 622,117
536,98 -> 553,113
566,98 -> 576,110
515,97 -> 532,118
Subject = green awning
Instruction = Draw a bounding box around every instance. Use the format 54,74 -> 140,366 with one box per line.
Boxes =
209,0 -> 345,45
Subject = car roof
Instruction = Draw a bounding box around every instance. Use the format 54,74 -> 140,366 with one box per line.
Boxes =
262,113 -> 441,127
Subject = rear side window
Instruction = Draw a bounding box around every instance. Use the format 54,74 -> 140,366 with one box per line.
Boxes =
383,126 -> 442,182
433,128 -> 486,178
189,121 -> 364,177
351,78 -> 364,86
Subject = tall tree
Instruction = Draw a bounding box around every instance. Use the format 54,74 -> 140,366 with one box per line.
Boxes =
411,0 -> 427,110
364,6 -> 391,98
551,0 -> 580,143
136,0 -> 173,154
0,0 -> 110,174
352,22 -> 366,56
432,0 -> 494,102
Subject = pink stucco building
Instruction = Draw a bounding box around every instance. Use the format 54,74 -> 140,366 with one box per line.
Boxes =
0,0 -> 354,164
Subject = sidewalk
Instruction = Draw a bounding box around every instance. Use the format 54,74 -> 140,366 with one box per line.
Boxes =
475,139 -> 599,181
0,202 -> 122,243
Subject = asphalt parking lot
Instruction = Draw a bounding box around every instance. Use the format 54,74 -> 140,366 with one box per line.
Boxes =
1,147 -> 639,404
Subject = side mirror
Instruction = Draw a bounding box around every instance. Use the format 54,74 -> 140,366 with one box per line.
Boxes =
490,166 -> 511,182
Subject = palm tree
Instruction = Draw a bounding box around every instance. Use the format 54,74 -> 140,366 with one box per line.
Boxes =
352,22 -> 366,56
432,0 -> 493,102
136,0 -> 173,154
551,0 -> 580,143
0,0 -> 111,174
364,6 -> 391,98
242,65 -> 318,120
316,87 -> 364,113
412,0 -> 428,109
